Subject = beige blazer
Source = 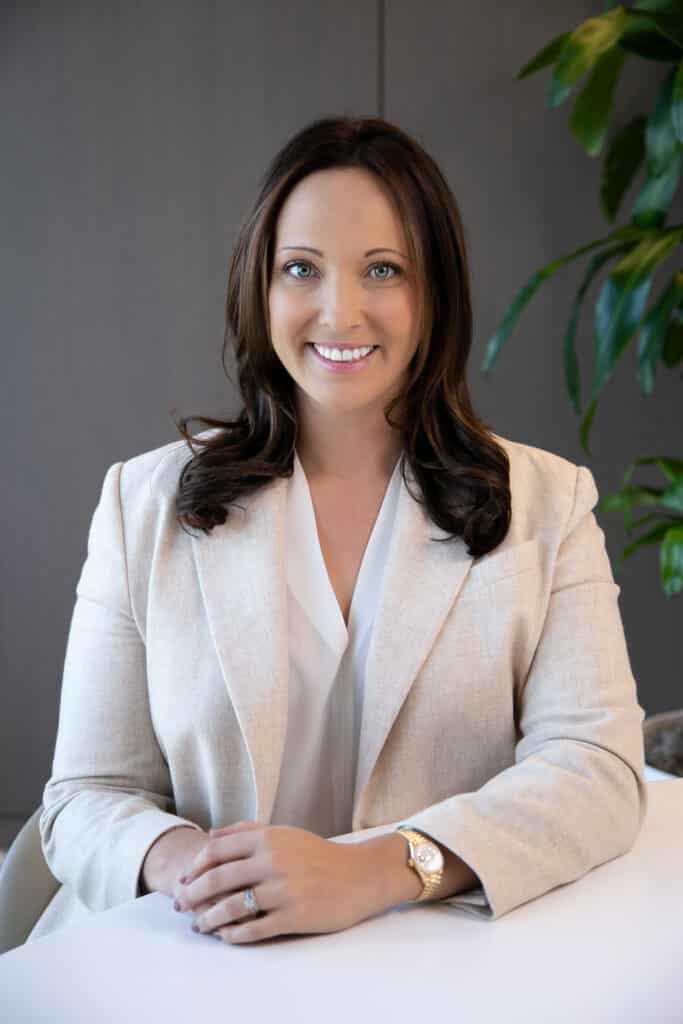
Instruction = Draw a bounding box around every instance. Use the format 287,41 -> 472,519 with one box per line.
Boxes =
37,430 -> 647,936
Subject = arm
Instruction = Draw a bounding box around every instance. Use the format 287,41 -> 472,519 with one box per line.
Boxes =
339,465 -> 647,921
412,466 -> 647,919
40,461 -> 203,911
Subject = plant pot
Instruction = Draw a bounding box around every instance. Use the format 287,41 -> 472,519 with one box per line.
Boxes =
643,709 -> 683,779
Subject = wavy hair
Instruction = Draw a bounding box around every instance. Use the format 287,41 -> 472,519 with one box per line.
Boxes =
173,115 -> 510,557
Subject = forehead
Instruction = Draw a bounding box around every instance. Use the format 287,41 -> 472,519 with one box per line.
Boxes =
274,167 -> 407,249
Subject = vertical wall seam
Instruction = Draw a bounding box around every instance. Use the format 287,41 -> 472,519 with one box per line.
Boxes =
377,0 -> 385,117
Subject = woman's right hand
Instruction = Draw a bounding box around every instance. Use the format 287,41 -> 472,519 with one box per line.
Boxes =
141,825 -> 210,897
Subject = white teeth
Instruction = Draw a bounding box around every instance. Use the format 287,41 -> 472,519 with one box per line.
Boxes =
313,344 -> 375,362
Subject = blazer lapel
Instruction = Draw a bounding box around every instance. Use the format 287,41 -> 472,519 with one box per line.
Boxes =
190,475 -> 290,826
190,462 -> 476,832
351,461 -> 474,829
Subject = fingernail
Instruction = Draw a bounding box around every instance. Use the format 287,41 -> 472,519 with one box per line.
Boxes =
191,923 -> 200,933
173,900 -> 180,911
179,875 -> 188,884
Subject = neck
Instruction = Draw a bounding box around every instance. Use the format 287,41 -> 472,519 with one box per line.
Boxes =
295,402 -> 403,484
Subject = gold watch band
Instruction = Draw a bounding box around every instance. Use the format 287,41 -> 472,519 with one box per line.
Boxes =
396,827 -> 444,902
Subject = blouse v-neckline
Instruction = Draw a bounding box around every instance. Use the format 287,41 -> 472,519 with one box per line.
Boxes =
287,450 -> 403,659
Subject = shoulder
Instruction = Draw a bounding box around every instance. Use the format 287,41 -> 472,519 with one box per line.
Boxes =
489,431 -> 598,538
491,431 -> 582,492
115,427 -> 220,508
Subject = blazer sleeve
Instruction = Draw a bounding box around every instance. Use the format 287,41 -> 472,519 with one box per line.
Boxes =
40,461 -> 203,912
400,464 -> 648,920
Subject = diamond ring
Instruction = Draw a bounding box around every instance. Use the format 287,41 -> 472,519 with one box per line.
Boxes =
242,887 -> 261,916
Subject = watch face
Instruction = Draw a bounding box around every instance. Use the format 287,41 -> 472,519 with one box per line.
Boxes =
415,842 -> 443,872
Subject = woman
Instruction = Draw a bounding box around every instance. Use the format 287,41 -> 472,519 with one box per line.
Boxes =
32,116 -> 647,945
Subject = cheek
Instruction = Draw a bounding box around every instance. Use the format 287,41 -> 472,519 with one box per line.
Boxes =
268,288 -> 307,331
380,292 -> 417,334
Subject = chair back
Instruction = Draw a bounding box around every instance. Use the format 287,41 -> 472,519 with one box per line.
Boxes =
0,805 -> 61,954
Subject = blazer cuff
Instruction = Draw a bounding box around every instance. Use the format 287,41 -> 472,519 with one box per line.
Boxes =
42,804 -> 204,911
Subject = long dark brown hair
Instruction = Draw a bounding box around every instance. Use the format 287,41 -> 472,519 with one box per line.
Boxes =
173,115 -> 510,557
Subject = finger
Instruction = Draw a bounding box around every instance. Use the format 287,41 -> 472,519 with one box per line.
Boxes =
175,825 -> 259,886
194,881 -> 274,934
215,908 -> 289,945
189,893 -> 223,917
183,830 -> 259,885
179,858 -> 260,912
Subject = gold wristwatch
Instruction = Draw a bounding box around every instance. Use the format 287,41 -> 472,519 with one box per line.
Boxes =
396,826 -> 444,902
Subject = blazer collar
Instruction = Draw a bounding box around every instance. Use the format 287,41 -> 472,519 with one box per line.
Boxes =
190,460 -> 475,832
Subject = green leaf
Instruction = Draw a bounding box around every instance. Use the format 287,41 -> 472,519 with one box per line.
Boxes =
601,481 -> 666,512
636,270 -> 683,391
622,520 -> 677,565
579,395 -> 599,455
645,65 -> 681,173
673,58 -> 683,140
547,66 -> 576,109
591,229 -> 683,399
563,242 -> 633,412
593,274 -> 653,394
516,31 -> 570,80
628,1 -> 683,12
624,453 -> 683,484
660,478 -> 683,513
570,46 -> 628,155
548,7 -> 630,108
600,115 -> 647,222
611,225 -> 683,279
626,510 -> 677,531
662,293 -> 683,365
596,443 -> 683,586
630,7 -> 683,51
598,477 -> 671,528
623,516 -> 672,547
661,523 -> 683,595
482,270 -> 553,374
622,29 -> 679,61
630,84 -> 683,224
614,2 -> 683,60
631,147 -> 682,227
481,226 -> 650,374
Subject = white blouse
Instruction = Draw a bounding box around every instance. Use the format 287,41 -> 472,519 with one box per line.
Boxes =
270,448 -> 403,839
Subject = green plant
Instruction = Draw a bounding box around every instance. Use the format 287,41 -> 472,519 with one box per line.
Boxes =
482,1 -> 683,597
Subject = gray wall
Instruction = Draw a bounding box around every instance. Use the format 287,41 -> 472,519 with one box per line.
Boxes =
2,1 -> 680,849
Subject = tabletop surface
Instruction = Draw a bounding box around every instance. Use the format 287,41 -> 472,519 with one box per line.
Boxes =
1,780 -> 682,1024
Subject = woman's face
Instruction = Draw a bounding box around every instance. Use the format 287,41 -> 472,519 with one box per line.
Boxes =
267,167 -> 421,420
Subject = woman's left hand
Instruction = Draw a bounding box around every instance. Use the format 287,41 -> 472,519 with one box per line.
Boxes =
172,821 -> 384,945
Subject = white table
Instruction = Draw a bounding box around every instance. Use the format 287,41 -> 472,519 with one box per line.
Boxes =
1,780 -> 682,1023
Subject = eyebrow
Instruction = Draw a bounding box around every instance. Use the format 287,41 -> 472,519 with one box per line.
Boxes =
277,246 -> 407,259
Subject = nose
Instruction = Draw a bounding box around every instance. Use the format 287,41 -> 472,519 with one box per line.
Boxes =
317,272 -> 363,333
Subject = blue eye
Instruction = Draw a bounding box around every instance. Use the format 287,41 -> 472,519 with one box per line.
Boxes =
370,263 -> 400,280
284,261 -> 314,280
282,260 -> 401,281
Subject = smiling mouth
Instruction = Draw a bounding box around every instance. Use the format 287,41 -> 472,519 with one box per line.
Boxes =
306,343 -> 380,350
306,343 -> 380,355
306,342 -> 380,368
